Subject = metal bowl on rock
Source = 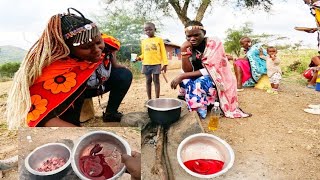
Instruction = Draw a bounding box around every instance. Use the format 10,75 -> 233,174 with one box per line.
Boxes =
24,143 -> 71,179
146,98 -> 182,127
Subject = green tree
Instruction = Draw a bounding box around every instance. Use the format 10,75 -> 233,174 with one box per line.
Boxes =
0,62 -> 20,78
103,0 -> 276,25
96,9 -> 149,61
292,40 -> 303,51
224,22 -> 253,57
224,22 -> 288,57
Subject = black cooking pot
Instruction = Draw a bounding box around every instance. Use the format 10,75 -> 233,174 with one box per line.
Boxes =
146,98 -> 182,127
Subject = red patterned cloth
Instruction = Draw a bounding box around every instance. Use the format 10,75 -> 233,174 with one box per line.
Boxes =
27,56 -> 104,127
202,37 -> 250,118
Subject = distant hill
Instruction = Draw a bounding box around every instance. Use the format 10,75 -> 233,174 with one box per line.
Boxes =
0,45 -> 27,64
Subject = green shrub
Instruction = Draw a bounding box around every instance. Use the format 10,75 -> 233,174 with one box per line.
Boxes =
0,62 -> 20,81
117,60 -> 143,79
278,49 -> 316,85
279,49 -> 315,74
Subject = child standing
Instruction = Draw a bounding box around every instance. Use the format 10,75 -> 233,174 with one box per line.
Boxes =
136,22 -> 168,99
260,46 -> 282,94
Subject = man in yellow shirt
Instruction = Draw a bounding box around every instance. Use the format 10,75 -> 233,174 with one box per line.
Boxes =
136,22 -> 168,99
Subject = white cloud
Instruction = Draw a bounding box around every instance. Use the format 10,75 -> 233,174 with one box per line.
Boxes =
161,0 -> 319,48
0,0 -> 318,50
0,0 -> 102,49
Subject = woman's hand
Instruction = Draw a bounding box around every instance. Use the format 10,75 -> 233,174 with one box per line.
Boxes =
181,41 -> 192,50
110,52 -> 128,69
171,75 -> 183,89
135,57 -> 142,61
226,54 -> 234,61
181,41 -> 193,72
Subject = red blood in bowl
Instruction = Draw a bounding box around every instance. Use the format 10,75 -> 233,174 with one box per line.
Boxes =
79,144 -> 114,179
183,159 -> 224,175
37,157 -> 66,172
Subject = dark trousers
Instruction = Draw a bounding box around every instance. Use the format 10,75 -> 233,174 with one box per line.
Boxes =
84,67 -> 133,113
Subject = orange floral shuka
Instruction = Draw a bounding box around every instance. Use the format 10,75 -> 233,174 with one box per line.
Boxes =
43,72 -> 77,94
27,95 -> 48,123
27,56 -> 103,127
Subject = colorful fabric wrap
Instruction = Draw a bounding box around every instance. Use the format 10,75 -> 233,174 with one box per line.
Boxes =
102,34 -> 121,51
243,43 -> 267,87
27,56 -> 104,127
201,37 -> 250,118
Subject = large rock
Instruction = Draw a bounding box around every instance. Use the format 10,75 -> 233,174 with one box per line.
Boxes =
0,155 -> 17,170
121,112 -> 150,129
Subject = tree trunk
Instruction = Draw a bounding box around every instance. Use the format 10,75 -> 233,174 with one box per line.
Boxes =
169,0 -> 212,26
195,0 -> 211,22
168,0 -> 190,25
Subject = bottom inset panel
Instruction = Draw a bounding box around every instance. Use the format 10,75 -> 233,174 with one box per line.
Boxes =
18,127 -> 141,180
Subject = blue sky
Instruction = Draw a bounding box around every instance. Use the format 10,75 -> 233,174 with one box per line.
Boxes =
0,0 -> 317,50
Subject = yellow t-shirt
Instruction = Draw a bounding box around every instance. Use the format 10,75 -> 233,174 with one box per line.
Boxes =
317,66 -> 320,83
139,36 -> 168,65
315,8 -> 320,26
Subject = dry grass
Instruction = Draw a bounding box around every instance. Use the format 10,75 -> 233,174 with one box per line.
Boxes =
277,49 -> 316,86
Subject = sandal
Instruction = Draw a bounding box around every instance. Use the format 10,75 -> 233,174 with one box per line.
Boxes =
304,108 -> 320,115
237,88 -> 244,92
308,104 -> 320,109
307,85 -> 316,89
266,89 -> 273,94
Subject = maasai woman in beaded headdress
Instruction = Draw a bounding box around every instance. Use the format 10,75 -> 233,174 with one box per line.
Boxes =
170,21 -> 250,119
6,8 -> 132,129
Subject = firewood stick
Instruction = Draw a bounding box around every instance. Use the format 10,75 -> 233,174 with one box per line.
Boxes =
151,126 -> 167,180
162,73 -> 168,83
163,130 -> 174,180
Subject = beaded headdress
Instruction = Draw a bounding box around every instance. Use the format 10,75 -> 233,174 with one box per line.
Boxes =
60,8 -> 100,46
184,25 -> 205,32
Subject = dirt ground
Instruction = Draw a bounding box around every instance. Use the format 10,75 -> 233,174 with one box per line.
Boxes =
0,64 -> 320,179
0,130 -> 17,179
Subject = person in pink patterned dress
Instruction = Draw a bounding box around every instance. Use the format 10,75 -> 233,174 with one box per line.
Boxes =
170,21 -> 250,119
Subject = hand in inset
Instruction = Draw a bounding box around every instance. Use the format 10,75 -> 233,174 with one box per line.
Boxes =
121,151 -> 141,180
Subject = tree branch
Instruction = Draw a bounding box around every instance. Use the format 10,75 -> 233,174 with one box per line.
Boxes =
195,0 -> 211,22
169,0 -> 190,25
181,0 -> 190,15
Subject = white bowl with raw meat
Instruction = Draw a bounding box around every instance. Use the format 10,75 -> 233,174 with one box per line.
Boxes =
24,142 -> 71,178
